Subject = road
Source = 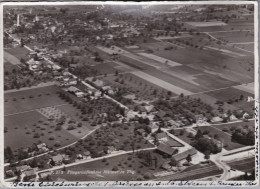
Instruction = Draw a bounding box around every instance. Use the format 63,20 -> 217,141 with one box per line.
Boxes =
5,147 -> 156,182
152,165 -> 220,181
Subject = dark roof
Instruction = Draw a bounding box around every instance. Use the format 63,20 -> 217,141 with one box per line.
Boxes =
165,139 -> 183,147
157,143 -> 175,156
156,110 -> 166,118
172,148 -> 197,162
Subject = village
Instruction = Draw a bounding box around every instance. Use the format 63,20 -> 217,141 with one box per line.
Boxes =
3,3 -> 256,183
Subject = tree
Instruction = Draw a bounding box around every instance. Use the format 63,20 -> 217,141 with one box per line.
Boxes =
204,150 -> 210,162
186,154 -> 192,163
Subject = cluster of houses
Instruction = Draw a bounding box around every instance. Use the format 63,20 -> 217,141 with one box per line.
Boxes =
155,132 -> 198,171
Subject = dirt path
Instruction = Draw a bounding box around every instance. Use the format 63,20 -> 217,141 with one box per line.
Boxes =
4,82 -> 58,94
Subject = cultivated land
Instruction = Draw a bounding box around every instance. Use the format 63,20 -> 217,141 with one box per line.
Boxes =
3,4 -> 256,183
4,111 -> 78,151
4,85 -> 65,115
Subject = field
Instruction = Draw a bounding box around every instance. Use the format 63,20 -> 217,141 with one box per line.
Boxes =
50,150 -> 166,181
194,126 -> 246,150
4,110 -> 78,151
204,87 -> 254,113
5,47 -> 29,62
226,157 -> 255,172
186,21 -> 227,27
4,85 -> 98,153
210,31 -> 254,43
138,53 -> 181,67
4,85 -> 65,115
103,73 -> 178,102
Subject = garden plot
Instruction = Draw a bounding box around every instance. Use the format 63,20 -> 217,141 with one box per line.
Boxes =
132,71 -> 192,95
138,53 -> 182,67
186,21 -> 227,27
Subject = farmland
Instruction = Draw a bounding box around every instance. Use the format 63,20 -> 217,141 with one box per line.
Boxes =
4,85 -> 65,115
5,46 -> 29,61
4,111 -> 78,151
226,157 -> 255,172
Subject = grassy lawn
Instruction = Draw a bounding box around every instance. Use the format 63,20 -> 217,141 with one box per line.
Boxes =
51,150 -> 166,181
4,85 -> 65,114
4,111 -> 78,152
194,126 -> 245,150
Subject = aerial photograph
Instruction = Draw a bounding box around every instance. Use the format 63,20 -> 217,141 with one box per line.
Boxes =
3,2 -> 257,184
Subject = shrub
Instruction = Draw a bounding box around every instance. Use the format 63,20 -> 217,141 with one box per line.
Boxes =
112,166 -> 118,171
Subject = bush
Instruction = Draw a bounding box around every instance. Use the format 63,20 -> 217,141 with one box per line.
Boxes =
143,172 -> 153,179
112,166 -> 118,171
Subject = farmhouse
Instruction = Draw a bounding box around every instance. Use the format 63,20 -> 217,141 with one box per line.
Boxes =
51,154 -> 64,166
23,168 -> 37,181
36,143 -> 48,152
171,148 -> 197,163
229,114 -> 238,121
16,165 -> 31,172
157,143 -> 176,157
211,116 -> 223,123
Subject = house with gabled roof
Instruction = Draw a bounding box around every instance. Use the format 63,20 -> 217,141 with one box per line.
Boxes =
157,143 -> 176,157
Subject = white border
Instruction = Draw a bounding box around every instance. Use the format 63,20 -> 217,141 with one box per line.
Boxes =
0,1 -> 259,188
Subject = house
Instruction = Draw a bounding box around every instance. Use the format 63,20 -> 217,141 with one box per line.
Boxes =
156,110 -> 166,119
243,112 -> 250,119
83,151 -> 91,158
144,105 -> 156,113
211,116 -> 223,123
229,114 -> 238,121
75,91 -> 84,98
23,168 -> 37,180
5,170 -> 15,177
36,143 -> 48,153
157,143 -> 176,157
68,79 -> 77,85
51,154 -> 63,166
68,86 -> 80,93
171,148 -> 197,162
161,161 -> 171,170
16,165 -> 31,173
136,128 -> 146,136
94,91 -> 102,97
76,154 -> 83,159
105,146 -> 115,154
93,79 -> 104,87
